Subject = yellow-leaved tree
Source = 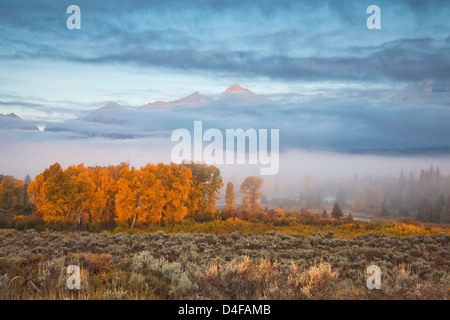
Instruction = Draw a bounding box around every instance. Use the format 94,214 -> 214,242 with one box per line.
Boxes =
160,163 -> 192,224
180,163 -> 223,221
136,164 -> 166,225
28,163 -> 71,224
115,166 -> 139,228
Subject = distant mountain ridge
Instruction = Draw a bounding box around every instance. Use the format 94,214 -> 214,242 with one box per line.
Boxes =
223,83 -> 253,94
81,102 -> 130,125
220,83 -> 271,103
0,113 -> 21,118
2,81 -> 449,156
100,102 -> 123,110
141,83 -> 270,109
0,112 -> 39,130
141,91 -> 213,109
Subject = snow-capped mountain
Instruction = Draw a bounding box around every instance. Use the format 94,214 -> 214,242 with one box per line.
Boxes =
0,113 -> 21,118
100,101 -> 123,110
2,81 -> 450,156
223,83 -> 254,94
141,84 -> 270,109
81,102 -> 131,125
141,91 -> 213,109
220,83 -> 271,103
0,113 -> 39,130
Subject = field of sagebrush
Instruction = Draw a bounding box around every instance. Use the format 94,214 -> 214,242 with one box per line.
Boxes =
0,229 -> 449,300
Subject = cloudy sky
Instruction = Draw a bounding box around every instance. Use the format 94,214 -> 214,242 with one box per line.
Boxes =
1,0 -> 449,114
0,0 -> 450,180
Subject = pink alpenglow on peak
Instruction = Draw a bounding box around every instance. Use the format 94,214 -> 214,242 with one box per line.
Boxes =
141,84 -> 272,110
142,91 -> 213,109
221,83 -> 271,103
178,91 -> 213,104
0,113 -> 21,119
224,83 -> 254,94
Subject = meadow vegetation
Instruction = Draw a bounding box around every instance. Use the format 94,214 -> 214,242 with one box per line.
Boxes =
0,228 -> 448,300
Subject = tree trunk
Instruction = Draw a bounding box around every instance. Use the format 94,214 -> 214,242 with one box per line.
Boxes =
130,212 -> 137,229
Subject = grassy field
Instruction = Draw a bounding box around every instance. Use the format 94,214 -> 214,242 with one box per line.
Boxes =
0,225 -> 449,300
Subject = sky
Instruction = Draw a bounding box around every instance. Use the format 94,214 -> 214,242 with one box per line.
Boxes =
0,0 -> 450,182
0,0 -> 449,114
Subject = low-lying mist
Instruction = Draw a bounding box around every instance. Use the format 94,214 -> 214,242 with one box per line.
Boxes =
2,136 -> 449,198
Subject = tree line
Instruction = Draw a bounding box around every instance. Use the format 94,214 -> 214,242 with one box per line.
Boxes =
1,163 -> 448,230
416,195 -> 450,224
0,162 -> 275,230
25,162 -> 227,230
266,166 -> 450,221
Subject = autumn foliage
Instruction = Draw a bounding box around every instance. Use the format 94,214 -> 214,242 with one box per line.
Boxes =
27,162 -> 222,230
239,176 -> 264,217
0,175 -> 27,214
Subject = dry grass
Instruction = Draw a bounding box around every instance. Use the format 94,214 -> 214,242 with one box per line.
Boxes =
0,229 -> 448,300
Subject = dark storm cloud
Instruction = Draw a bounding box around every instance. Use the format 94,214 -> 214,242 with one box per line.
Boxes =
1,0 -> 449,83
5,36 -> 449,83
60,39 -> 450,82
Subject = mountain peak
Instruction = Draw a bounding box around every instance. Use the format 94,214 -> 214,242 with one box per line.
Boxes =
0,113 -> 20,119
224,83 -> 253,94
180,91 -> 212,103
100,102 -> 122,110
142,91 -> 212,109
221,83 -> 271,103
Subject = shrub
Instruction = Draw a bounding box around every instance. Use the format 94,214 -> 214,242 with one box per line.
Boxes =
88,254 -> 112,274
288,261 -> 339,299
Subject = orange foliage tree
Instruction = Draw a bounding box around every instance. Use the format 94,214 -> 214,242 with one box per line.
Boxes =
28,161 -> 223,229
115,166 -> 139,228
180,163 -> 223,221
